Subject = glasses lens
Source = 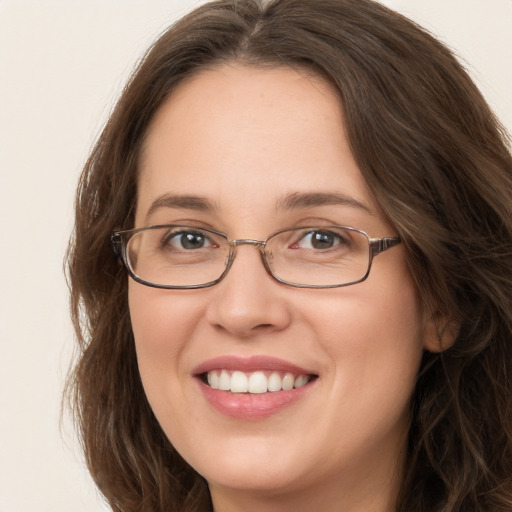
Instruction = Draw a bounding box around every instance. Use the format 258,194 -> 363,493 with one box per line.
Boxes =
266,227 -> 370,287
126,226 -> 229,287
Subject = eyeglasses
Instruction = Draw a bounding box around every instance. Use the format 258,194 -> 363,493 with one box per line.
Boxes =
111,224 -> 401,289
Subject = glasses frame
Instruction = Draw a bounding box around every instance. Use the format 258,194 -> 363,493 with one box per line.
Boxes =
111,224 -> 401,290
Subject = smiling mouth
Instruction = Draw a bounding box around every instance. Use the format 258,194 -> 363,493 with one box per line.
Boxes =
201,370 -> 318,394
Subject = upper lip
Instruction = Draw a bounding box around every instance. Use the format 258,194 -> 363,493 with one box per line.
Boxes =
192,355 -> 317,376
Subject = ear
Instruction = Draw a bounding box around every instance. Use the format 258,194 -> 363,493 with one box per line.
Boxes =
422,308 -> 460,353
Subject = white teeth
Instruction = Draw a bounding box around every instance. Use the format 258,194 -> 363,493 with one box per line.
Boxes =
248,371 -> 268,394
294,374 -> 309,388
267,372 -> 282,392
205,370 -> 313,394
207,371 -> 219,389
219,370 -> 231,391
230,371 -> 249,393
282,373 -> 294,391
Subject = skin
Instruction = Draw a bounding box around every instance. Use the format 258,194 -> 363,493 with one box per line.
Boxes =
129,63 -> 440,512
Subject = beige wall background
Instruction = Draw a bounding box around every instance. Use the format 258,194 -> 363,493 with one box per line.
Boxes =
0,1 -> 510,511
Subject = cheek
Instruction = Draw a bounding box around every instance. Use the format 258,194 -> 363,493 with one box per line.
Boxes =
128,284 -> 204,392
306,262 -> 425,424
307,270 -> 423,355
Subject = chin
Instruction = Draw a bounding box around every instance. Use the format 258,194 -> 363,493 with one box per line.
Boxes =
180,433 -> 311,493
203,461 -> 308,496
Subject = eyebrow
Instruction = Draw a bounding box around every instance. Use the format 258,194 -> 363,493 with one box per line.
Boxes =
145,193 -> 217,220
276,192 -> 376,216
144,190 -> 376,221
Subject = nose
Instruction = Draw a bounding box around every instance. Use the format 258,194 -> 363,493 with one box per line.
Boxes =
205,243 -> 292,338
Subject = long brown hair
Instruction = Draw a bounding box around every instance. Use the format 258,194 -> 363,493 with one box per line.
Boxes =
67,0 -> 512,510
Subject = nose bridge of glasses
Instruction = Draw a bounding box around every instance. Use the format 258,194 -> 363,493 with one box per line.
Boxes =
226,239 -> 270,273
230,239 -> 267,249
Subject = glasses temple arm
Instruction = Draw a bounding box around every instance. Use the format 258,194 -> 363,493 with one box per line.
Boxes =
110,233 -> 124,259
370,236 -> 402,256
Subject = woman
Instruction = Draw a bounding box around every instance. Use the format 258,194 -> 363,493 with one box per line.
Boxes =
67,0 -> 512,510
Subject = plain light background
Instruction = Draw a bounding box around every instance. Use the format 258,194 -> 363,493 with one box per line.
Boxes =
0,1 -> 511,511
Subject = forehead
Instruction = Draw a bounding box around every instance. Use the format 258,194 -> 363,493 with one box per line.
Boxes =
139,63 -> 346,167
136,63 -> 380,231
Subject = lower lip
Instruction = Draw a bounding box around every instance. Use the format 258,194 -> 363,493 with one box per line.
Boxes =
198,379 -> 315,420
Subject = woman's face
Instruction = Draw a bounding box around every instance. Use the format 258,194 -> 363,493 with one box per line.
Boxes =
130,64 -> 434,509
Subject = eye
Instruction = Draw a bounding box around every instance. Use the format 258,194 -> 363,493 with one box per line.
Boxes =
295,230 -> 346,250
166,230 -> 213,250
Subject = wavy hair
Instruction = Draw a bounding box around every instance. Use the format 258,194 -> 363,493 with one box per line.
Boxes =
66,0 -> 512,510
